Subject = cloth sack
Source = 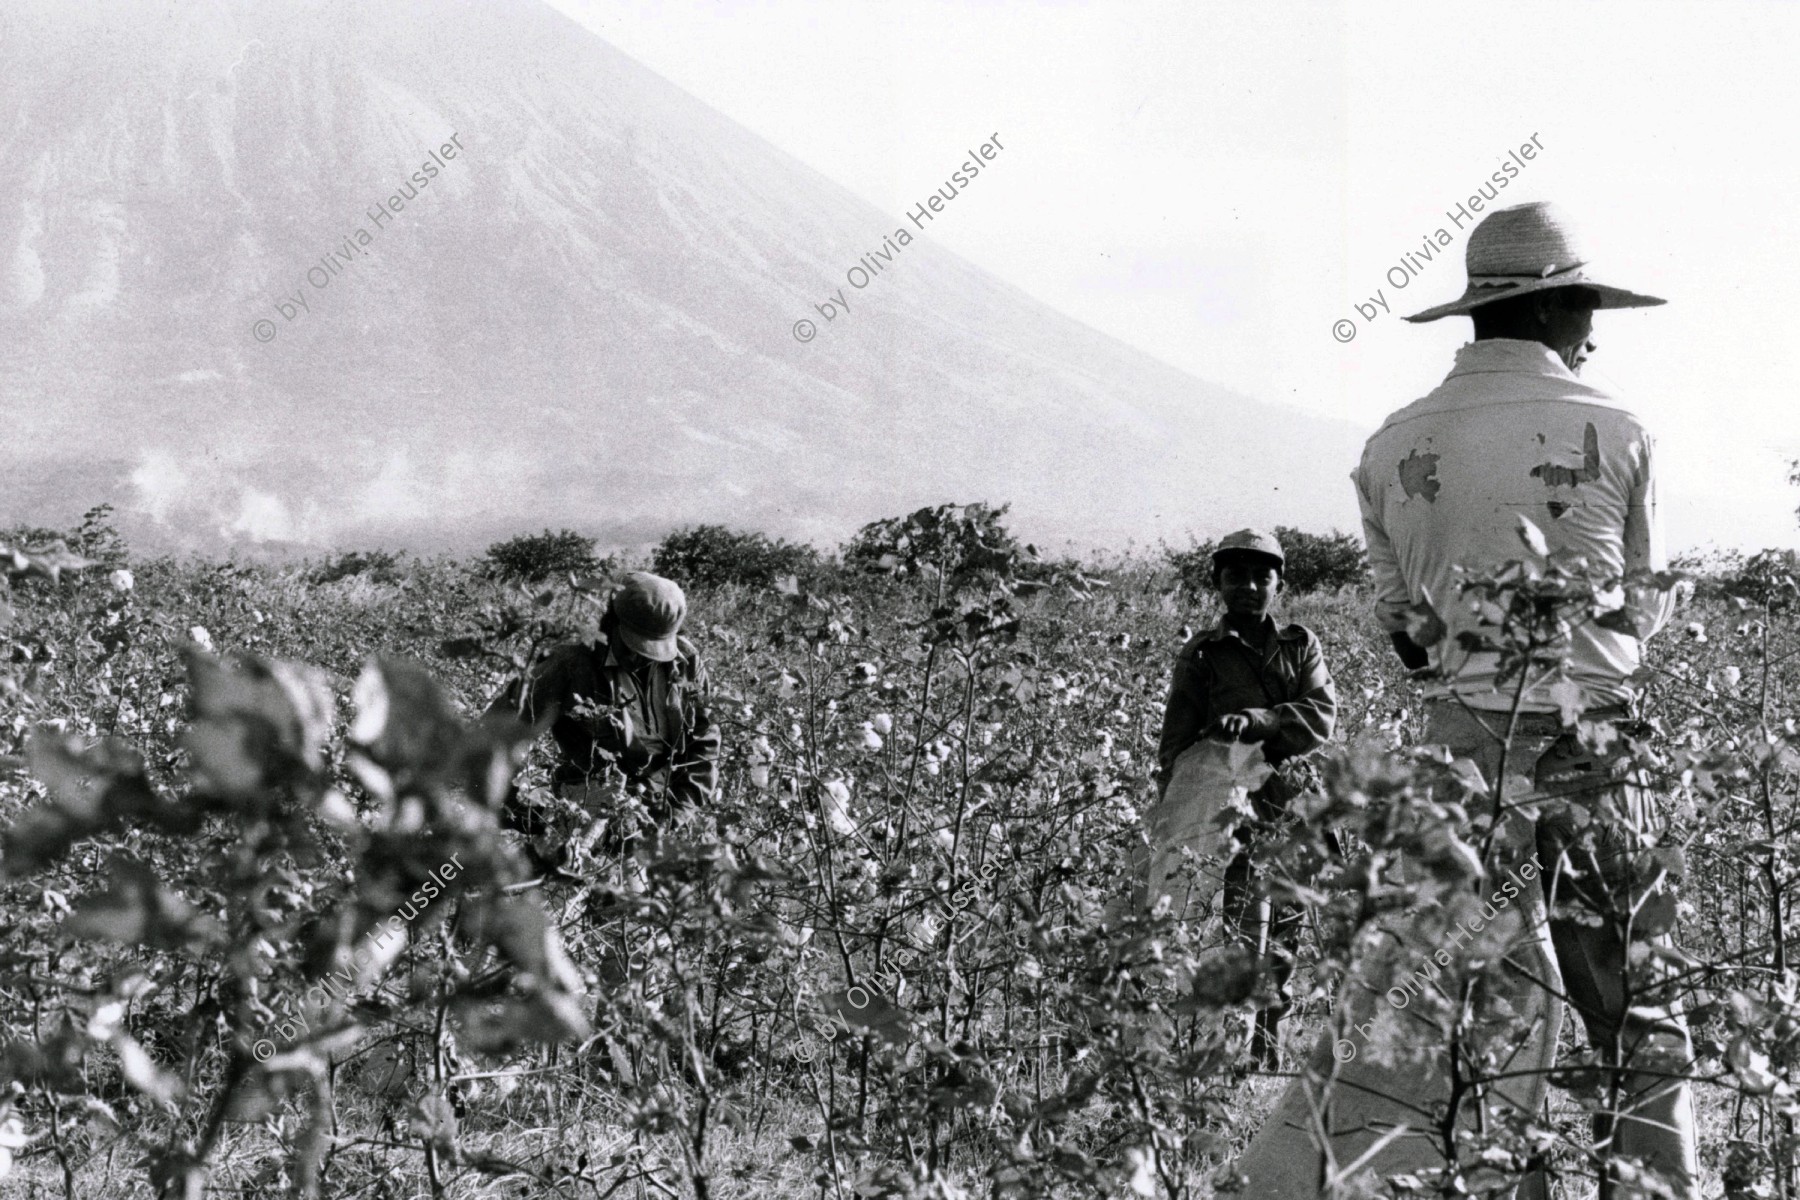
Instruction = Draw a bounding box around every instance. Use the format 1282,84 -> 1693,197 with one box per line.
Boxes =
1144,738 -> 1273,924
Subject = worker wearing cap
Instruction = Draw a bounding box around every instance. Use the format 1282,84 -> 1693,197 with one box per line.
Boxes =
1155,528 -> 1338,1067
492,571 -> 721,831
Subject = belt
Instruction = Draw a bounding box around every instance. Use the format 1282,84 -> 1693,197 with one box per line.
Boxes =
1423,699 -> 1629,734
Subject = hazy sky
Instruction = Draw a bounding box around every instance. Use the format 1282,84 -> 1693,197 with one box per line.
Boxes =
548,0 -> 1800,551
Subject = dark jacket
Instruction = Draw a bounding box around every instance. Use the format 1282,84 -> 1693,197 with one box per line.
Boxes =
1155,618 -> 1337,789
489,632 -> 721,812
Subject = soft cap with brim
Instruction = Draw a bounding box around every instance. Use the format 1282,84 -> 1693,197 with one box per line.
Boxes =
1405,201 -> 1665,323
611,571 -> 686,662
1212,528 -> 1284,570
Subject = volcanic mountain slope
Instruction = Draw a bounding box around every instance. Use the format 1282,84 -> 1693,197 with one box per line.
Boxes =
0,0 -> 1365,555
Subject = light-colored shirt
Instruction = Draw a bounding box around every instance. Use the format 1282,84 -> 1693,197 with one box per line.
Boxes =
1352,339 -> 1675,712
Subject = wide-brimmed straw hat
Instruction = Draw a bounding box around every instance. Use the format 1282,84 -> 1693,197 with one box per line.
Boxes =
1404,201 -> 1665,323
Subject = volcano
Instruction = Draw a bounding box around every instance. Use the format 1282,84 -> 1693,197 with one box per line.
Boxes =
0,0 -> 1365,555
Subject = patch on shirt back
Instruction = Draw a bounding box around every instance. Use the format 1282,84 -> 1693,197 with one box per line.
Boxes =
1530,422 -> 1601,489
1397,449 -> 1441,503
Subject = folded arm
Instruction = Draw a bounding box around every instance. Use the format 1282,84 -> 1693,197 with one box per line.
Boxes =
1242,635 -> 1337,760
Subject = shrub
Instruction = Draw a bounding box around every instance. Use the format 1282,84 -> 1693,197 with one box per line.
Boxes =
484,528 -> 604,582
1165,542 -> 1213,599
72,504 -> 130,567
1678,547 -> 1800,612
1674,547 -> 1798,609
651,524 -> 822,590
1168,526 -> 1369,597
3,504 -> 129,571
310,549 -> 404,585
1275,526 -> 1369,593
842,502 -> 1031,591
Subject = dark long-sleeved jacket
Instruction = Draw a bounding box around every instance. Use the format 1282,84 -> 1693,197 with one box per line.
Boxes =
1155,619 -> 1337,787
489,634 -> 721,811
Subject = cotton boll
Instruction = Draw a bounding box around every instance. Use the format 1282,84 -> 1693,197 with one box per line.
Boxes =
317,789 -> 360,830
822,779 -> 857,835
87,1000 -> 126,1041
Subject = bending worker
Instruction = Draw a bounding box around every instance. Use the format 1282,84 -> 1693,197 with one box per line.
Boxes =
490,570 -> 720,848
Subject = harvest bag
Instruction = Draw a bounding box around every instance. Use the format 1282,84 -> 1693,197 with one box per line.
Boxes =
1144,738 -> 1272,924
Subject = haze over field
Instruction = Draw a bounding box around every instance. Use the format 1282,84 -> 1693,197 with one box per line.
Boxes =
0,0 -> 1367,557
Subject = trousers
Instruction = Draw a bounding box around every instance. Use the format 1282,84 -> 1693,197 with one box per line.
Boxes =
1143,741 -> 1320,1068
1222,775 -> 1308,1068
1233,701 -> 1697,1199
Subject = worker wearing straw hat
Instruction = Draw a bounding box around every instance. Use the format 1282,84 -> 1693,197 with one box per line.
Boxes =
1237,202 -> 1695,1199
